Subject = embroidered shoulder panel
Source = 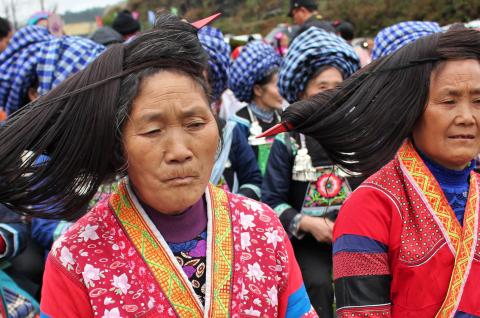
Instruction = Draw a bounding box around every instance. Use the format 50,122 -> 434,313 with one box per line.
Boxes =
364,160 -> 447,266
50,200 -> 176,317
51,188 -> 299,318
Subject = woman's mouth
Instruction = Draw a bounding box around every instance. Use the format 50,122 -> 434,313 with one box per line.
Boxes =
164,176 -> 197,186
449,134 -> 475,139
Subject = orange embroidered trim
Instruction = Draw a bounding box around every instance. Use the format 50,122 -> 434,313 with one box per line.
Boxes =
111,182 -> 203,317
206,184 -> 233,317
398,141 -> 479,318
436,176 -> 478,318
398,141 -> 462,251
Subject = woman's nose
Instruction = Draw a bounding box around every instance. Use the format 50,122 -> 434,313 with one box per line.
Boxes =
164,133 -> 193,164
454,101 -> 476,126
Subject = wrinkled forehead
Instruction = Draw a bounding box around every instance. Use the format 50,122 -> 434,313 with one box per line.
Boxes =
430,59 -> 480,89
130,70 -> 211,119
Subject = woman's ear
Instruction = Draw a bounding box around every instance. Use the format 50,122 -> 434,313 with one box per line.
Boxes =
253,84 -> 263,98
28,87 -> 39,102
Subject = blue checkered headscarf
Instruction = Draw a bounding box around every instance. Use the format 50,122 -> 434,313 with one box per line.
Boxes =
371,21 -> 441,60
198,26 -> 231,102
228,41 -> 281,103
0,26 -> 105,115
278,27 -> 360,104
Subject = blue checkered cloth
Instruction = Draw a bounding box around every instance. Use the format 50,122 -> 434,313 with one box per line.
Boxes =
371,21 -> 441,60
0,25 -> 105,115
228,41 -> 281,103
278,27 -> 360,103
198,26 -> 231,102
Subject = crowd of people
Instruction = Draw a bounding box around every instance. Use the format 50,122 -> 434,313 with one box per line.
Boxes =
0,0 -> 479,317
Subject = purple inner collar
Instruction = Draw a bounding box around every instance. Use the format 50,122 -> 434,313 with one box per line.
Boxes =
132,187 -> 208,243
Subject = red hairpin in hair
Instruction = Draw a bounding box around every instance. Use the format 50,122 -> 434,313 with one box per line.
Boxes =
257,122 -> 294,138
191,13 -> 221,29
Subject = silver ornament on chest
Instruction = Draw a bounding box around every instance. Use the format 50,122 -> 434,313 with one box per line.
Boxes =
292,147 -> 317,182
248,121 -> 268,146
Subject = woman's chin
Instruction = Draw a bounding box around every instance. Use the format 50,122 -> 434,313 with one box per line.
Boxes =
158,185 -> 206,214
155,198 -> 200,215
444,155 -> 476,170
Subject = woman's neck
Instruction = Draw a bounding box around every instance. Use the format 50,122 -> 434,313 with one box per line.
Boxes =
252,98 -> 275,113
130,185 -> 208,243
250,101 -> 276,123
416,148 -> 473,188
140,196 -> 207,243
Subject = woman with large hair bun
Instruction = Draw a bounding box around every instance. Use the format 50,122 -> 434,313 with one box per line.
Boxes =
260,28 -> 480,317
262,26 -> 360,317
0,14 -> 317,317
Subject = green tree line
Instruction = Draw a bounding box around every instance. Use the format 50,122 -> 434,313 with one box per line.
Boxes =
122,0 -> 479,36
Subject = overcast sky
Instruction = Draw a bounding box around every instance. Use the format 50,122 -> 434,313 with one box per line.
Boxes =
1,0 -> 122,24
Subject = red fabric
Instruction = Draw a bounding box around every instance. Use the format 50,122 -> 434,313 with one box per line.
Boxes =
458,261 -> 480,315
334,156 -> 480,317
41,185 -> 317,317
333,252 -> 389,279
0,234 -> 5,255
41,255 -> 94,318
337,305 -> 391,317
0,293 -> 6,318
278,235 -> 317,318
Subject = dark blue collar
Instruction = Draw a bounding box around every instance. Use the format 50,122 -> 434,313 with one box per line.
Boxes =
417,150 -> 474,188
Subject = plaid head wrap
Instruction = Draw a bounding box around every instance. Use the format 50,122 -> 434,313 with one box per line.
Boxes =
279,27 -> 360,103
371,21 -> 441,60
228,40 -> 281,103
0,26 -> 105,115
198,26 -> 231,102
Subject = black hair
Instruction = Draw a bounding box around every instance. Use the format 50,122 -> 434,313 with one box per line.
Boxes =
334,21 -> 355,42
282,29 -> 480,175
255,66 -> 279,87
0,17 -> 11,39
309,65 -> 346,82
0,13 -> 211,219
303,5 -> 318,13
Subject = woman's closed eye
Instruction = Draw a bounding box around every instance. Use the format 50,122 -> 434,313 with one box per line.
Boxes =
186,120 -> 207,130
440,99 -> 456,105
142,128 -> 162,136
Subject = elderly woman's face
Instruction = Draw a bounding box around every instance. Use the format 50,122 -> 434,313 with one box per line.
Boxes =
123,71 -> 219,214
413,59 -> 480,170
254,72 -> 284,110
302,66 -> 343,100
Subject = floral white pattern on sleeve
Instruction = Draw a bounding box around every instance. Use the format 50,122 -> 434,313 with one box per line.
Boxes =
59,246 -> 75,270
102,307 -> 121,318
82,264 -> 103,287
79,224 -> 100,242
111,273 -> 131,295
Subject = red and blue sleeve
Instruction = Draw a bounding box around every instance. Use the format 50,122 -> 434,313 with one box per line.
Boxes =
278,235 -> 318,318
333,187 -> 395,317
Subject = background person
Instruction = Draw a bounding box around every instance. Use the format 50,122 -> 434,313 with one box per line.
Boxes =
0,17 -> 13,52
229,41 -> 284,177
112,9 -> 141,41
262,26 -> 360,317
288,0 -> 335,40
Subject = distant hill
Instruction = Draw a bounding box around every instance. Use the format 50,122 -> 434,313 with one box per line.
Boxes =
62,7 -> 105,24
126,0 -> 479,36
